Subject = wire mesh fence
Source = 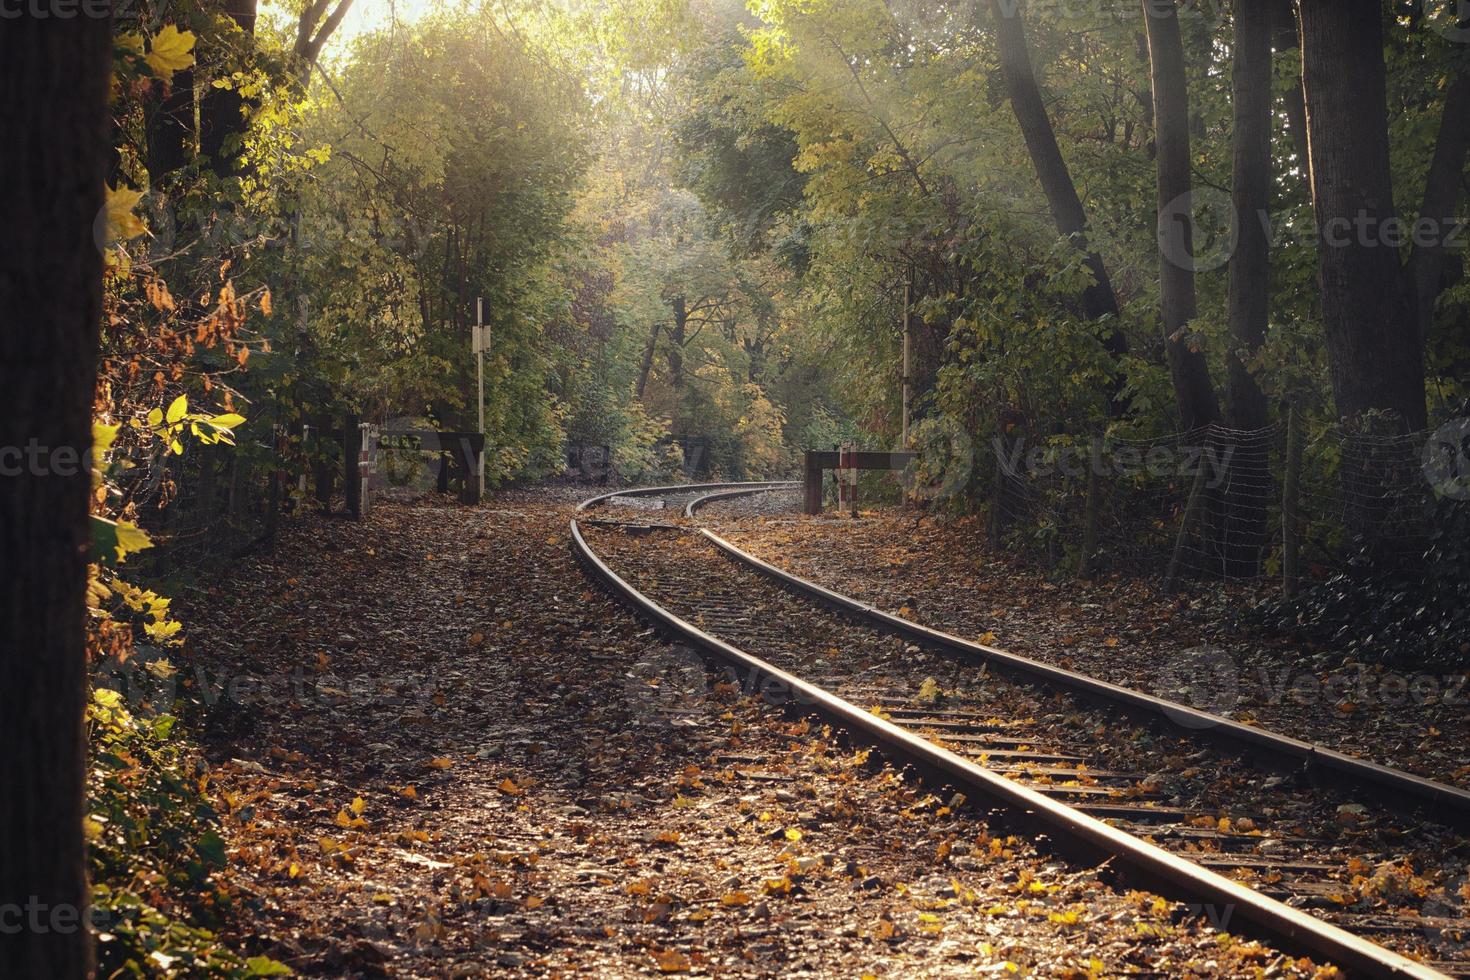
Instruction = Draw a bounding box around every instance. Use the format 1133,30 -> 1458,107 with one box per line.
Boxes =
979,412 -> 1466,593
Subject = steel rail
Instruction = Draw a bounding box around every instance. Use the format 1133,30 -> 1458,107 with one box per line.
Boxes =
572,484 -> 1446,979
681,487 -> 1470,832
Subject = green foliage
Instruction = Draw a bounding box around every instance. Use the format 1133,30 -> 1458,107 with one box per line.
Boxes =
88,692 -> 288,978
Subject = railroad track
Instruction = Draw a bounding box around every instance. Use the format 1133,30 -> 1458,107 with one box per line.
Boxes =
572,483 -> 1470,978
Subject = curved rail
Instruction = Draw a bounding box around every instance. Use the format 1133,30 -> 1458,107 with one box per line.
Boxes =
573,484 -> 1446,978
684,489 -> 1470,829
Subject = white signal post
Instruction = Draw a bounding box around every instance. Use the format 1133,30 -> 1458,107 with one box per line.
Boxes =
902,277 -> 912,450
475,297 -> 486,498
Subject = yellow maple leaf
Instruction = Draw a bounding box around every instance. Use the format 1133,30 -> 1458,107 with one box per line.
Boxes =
145,25 -> 196,81
105,185 -> 147,244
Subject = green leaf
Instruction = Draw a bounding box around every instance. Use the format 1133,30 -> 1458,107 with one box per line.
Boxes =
245,956 -> 294,976
166,395 -> 188,425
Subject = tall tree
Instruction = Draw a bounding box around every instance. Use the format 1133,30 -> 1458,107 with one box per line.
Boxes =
1299,0 -> 1426,429
1408,69 -> 1470,346
145,66 -> 195,181
1227,0 -> 1273,432
198,0 -> 258,175
1268,0 -> 1311,180
1223,0 -> 1276,576
0,9 -> 114,979
294,0 -> 357,84
1143,0 -> 1221,430
986,1 -> 1129,367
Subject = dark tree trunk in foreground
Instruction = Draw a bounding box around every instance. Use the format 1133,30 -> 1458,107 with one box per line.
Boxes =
988,0 -> 1130,396
1143,0 -> 1221,431
0,10 -> 113,980
1299,0 -> 1426,429
1409,70 -> 1470,347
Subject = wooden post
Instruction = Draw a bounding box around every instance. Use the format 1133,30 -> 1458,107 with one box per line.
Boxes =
1282,407 -> 1304,598
263,424 -> 286,551
901,278 -> 912,450
344,413 -> 362,518
803,450 -> 823,515
437,447 -> 451,494
460,434 -> 484,505
1163,459 -> 1210,592
1081,438 -> 1101,579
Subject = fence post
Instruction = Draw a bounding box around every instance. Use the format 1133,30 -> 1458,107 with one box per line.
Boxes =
358,423 -> 379,517
803,451 -> 823,516
263,424 -> 286,551
1163,461 -> 1209,592
344,413 -> 362,518
1282,408 -> 1304,598
1081,437 -> 1101,578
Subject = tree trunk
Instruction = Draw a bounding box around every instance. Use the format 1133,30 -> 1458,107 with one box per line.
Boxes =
634,322 -> 661,400
1268,0 -> 1312,181
1408,69 -> 1470,348
987,0 -> 1130,376
1299,0 -> 1426,429
1143,0 -> 1221,431
145,68 -> 195,182
666,295 -> 687,391
199,0 -> 258,177
1227,0 -> 1273,433
0,11 -> 112,980
1222,0 -> 1276,576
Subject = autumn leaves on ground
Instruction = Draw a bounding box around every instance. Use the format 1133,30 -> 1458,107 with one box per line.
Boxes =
137,493 -> 1332,978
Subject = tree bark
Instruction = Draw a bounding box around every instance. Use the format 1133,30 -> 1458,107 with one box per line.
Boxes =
634,322 -> 661,400
145,68 -> 195,182
987,0 -> 1129,371
1408,69 -> 1470,348
0,10 -> 112,980
199,0 -> 258,176
1299,0 -> 1426,429
1227,0 -> 1273,433
666,295 -> 687,391
1222,0 -> 1276,577
1268,0 -> 1311,182
1143,0 -> 1221,430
